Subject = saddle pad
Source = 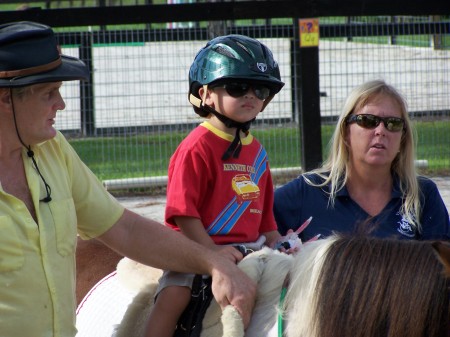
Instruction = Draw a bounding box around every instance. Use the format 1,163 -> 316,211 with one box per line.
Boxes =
76,271 -> 137,337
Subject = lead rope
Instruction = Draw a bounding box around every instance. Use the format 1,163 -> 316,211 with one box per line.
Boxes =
277,287 -> 287,337
277,273 -> 290,337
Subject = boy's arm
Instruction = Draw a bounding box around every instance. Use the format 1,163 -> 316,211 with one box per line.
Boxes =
262,230 -> 282,248
175,216 -> 243,263
175,216 -> 216,248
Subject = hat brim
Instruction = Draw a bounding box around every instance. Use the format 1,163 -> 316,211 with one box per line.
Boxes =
0,54 -> 89,87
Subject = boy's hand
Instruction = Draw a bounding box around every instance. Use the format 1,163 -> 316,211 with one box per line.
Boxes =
275,216 -> 314,254
274,229 -> 302,254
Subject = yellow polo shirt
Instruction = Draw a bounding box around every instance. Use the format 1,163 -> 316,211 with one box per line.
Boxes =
0,132 -> 124,337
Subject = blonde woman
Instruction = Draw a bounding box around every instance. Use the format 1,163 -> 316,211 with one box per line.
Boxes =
274,80 -> 449,241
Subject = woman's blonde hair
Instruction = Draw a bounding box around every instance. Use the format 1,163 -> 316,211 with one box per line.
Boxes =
306,80 -> 421,231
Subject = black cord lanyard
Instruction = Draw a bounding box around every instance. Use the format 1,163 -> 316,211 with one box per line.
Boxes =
10,88 -> 52,203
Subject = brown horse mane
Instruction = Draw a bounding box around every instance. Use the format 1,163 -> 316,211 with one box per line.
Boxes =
285,235 -> 450,337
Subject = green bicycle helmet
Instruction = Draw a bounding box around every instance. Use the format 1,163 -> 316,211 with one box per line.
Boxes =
189,34 -> 284,117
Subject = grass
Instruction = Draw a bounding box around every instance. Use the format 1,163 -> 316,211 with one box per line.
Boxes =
69,119 -> 450,181
415,120 -> 450,173
70,131 -> 188,179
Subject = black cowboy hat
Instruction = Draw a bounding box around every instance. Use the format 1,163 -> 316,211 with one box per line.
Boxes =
0,21 -> 89,87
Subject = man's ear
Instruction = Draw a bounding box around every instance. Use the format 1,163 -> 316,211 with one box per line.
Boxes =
0,89 -> 16,118
432,241 -> 450,278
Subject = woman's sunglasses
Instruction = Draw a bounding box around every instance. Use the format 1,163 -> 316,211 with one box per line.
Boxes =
212,82 -> 271,101
346,114 -> 405,132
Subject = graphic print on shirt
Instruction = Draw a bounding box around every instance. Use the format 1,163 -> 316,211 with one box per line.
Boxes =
395,211 -> 415,238
232,174 -> 260,204
206,145 -> 267,236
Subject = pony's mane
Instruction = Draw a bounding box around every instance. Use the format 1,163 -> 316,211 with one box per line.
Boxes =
285,235 -> 450,337
240,248 -> 294,336
283,236 -> 336,337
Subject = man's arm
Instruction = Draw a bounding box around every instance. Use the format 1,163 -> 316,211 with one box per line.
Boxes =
175,216 -> 244,264
96,209 -> 256,327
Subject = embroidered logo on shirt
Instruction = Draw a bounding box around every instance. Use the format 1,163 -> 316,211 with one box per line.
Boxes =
396,212 -> 415,237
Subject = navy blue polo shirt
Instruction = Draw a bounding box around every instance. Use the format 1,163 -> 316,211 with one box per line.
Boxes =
274,173 -> 450,242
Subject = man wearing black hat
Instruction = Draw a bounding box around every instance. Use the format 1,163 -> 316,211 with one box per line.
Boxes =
0,21 -> 256,336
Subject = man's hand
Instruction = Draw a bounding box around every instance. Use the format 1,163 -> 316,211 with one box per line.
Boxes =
213,245 -> 244,264
209,255 -> 256,328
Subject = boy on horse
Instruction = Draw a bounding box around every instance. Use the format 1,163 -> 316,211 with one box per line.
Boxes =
145,34 -> 286,337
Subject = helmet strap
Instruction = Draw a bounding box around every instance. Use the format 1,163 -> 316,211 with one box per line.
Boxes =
200,102 -> 254,161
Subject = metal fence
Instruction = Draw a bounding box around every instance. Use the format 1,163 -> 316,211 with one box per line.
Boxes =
2,3 -> 450,190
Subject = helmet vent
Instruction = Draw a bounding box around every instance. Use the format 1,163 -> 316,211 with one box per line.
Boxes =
261,45 -> 268,59
214,45 -> 238,59
235,41 -> 253,58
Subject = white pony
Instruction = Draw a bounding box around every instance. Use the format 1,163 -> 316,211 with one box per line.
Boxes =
77,236 -> 450,337
112,246 -> 295,337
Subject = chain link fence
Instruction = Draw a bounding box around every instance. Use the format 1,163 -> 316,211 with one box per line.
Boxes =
2,3 -> 449,190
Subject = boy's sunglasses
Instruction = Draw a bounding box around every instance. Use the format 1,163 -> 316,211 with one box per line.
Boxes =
212,82 -> 271,101
346,114 -> 405,132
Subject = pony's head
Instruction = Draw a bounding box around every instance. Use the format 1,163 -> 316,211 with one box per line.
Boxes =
284,235 -> 450,337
